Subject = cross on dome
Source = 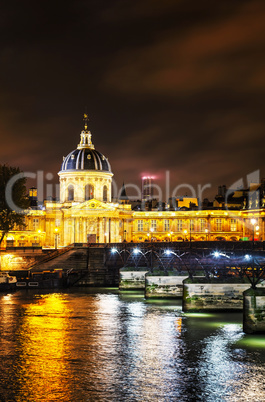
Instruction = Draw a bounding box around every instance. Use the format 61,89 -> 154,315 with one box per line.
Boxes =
77,113 -> 95,149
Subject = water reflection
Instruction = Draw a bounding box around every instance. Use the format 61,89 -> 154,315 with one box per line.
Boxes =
15,293 -> 72,402
198,324 -> 244,400
0,290 -> 265,401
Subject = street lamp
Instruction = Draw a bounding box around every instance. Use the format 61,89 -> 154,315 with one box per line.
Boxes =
167,231 -> 173,242
150,227 -> 154,242
255,225 -> 259,241
54,227 -> 59,249
189,219 -> 192,243
251,218 -> 257,247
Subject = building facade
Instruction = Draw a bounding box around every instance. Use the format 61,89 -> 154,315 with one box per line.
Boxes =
2,118 -> 265,248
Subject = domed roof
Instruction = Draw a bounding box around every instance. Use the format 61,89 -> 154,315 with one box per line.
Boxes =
61,148 -> 111,172
60,115 -> 112,173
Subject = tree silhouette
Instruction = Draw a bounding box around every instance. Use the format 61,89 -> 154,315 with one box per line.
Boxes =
0,164 -> 29,247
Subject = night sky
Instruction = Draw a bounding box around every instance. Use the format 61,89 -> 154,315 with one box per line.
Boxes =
1,0 -> 265,200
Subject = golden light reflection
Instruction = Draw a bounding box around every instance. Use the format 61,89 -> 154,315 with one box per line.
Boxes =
15,293 -> 72,402
0,294 -> 15,358
175,317 -> 182,333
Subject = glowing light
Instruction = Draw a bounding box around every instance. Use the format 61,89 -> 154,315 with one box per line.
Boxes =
214,251 -> 220,258
133,248 -> 140,255
185,312 -> 214,318
111,248 -> 118,253
165,250 -> 172,256
142,176 -> 155,180
245,254 -> 251,260
251,218 -> 257,225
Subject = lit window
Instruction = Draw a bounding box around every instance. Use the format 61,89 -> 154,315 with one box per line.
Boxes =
68,185 -> 74,201
103,185 -> 108,202
216,219 -> 223,231
199,219 -> 206,232
33,218 -> 39,230
230,219 -> 237,232
164,219 -> 170,232
137,220 -> 143,231
176,219 -> 182,232
85,184 -> 94,200
151,220 -> 157,231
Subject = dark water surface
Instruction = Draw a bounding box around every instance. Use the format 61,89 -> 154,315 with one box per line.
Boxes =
0,288 -> 265,402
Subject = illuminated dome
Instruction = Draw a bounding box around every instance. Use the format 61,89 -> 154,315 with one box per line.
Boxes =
58,115 -> 113,204
60,116 -> 111,173
61,148 -> 111,172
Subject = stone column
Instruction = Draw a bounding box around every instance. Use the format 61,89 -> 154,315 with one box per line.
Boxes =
243,288 -> 265,334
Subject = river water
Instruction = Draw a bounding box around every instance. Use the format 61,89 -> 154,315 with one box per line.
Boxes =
0,288 -> 265,402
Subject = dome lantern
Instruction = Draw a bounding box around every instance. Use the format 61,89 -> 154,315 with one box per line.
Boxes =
77,114 -> 95,150
58,115 -> 113,203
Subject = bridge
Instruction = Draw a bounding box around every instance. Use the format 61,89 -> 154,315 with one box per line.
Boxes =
104,241 -> 265,287
4,241 -> 265,334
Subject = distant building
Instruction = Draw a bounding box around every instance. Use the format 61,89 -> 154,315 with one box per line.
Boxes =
28,187 -> 38,209
142,176 -> 154,201
168,197 -> 199,211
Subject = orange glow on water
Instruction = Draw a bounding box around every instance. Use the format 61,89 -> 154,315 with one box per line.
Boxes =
15,294 -> 72,402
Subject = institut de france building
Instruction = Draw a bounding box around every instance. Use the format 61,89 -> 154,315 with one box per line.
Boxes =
3,118 -> 265,248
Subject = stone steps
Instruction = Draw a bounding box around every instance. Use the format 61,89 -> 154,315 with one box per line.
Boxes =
32,249 -> 88,272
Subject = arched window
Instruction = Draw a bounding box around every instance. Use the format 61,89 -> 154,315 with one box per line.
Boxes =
103,185 -> 108,202
85,184 -> 94,201
68,185 -> 74,201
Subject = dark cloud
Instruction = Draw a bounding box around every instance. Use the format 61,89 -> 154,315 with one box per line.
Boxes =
0,0 -> 265,200
103,1 -> 265,95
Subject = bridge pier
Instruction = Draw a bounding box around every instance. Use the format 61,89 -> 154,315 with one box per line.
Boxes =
182,278 -> 255,312
243,288 -> 265,334
119,268 -> 148,290
145,270 -> 188,299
